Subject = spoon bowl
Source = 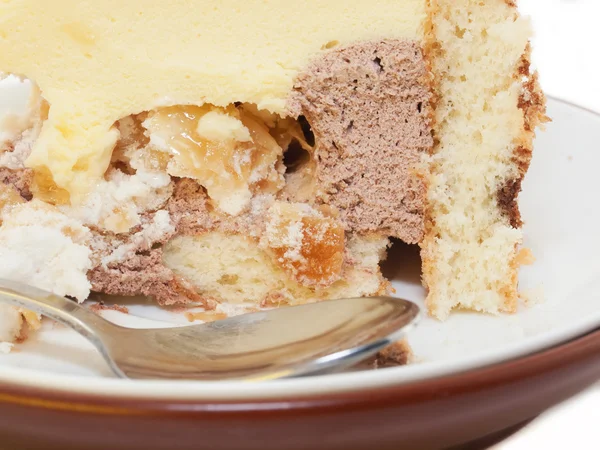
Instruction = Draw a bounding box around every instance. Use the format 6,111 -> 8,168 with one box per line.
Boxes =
0,279 -> 419,381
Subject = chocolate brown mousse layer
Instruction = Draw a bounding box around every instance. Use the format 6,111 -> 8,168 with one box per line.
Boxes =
88,245 -> 204,307
166,178 -> 266,237
87,179 -> 266,307
289,40 -> 433,244
88,213 -> 206,307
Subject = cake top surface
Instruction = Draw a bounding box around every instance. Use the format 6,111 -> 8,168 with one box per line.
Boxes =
0,0 -> 425,201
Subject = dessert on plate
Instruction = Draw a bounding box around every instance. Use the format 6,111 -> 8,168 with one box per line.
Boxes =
0,0 -> 546,352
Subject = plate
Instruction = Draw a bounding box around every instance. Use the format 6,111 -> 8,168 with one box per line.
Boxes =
1,329 -> 599,450
0,97 -> 599,449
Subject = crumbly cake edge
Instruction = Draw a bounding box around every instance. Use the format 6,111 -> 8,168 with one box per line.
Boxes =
420,0 -> 548,319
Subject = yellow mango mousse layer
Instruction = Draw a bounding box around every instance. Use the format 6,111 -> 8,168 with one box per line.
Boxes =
0,0 -> 425,202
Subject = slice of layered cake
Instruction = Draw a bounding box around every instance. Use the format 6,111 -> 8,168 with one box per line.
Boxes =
0,0 -> 546,346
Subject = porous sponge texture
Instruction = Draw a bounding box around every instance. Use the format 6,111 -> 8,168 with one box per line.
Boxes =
421,0 -> 541,319
163,232 -> 389,307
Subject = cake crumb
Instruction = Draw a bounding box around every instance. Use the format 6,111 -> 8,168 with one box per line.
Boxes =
89,303 -> 130,315
0,342 -> 14,354
515,248 -> 535,266
354,339 -> 413,369
373,340 -> 413,368
521,286 -> 545,307
20,309 -> 41,331
185,311 -> 228,323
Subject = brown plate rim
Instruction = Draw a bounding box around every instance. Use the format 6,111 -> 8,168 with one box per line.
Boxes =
0,327 -> 598,414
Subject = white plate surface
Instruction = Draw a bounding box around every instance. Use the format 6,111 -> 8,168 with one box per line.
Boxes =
0,96 -> 598,401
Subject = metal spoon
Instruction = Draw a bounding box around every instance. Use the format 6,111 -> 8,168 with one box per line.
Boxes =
0,279 -> 420,381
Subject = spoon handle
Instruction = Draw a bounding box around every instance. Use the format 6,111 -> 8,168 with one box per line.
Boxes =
0,279 -> 117,341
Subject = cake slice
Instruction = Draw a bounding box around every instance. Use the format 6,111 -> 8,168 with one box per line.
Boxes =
0,0 -> 546,346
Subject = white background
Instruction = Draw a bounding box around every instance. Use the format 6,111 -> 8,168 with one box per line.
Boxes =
494,1 -> 600,448
521,0 -> 600,111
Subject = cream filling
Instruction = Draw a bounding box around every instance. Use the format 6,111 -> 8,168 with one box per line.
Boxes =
0,200 -> 92,302
0,0 -> 425,200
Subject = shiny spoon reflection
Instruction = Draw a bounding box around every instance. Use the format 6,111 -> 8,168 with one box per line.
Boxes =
0,279 -> 420,381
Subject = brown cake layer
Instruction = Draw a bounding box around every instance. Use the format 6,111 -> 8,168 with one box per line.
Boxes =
166,178 -> 267,237
88,233 -> 205,307
289,39 -> 433,244
89,249 -> 202,306
87,179 -> 270,307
